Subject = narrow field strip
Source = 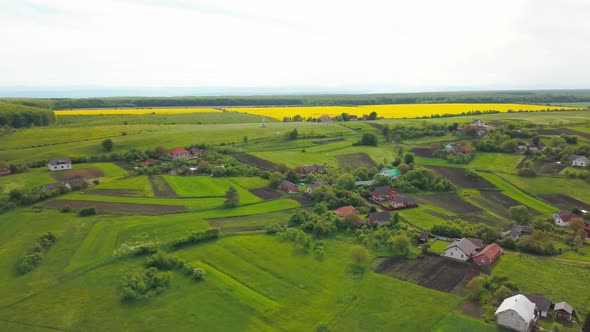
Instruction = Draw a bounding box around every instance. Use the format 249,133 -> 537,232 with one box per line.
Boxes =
43,199 -> 187,214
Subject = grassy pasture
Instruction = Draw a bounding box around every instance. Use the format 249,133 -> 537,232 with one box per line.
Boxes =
494,253 -> 590,317
498,174 -> 590,203
54,108 -> 221,115
0,168 -> 54,194
56,112 -> 270,126
162,176 -> 266,204
228,104 -> 578,120
432,313 -> 504,332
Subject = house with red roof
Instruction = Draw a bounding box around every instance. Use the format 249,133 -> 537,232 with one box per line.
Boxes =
334,206 -> 359,217
371,186 -> 397,202
170,147 -> 190,160
472,243 -> 503,265
320,115 -> 333,123
279,180 -> 298,194
552,210 -> 577,227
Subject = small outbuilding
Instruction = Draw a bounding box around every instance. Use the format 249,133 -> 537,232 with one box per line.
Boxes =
371,186 -> 397,202
279,180 -> 298,194
48,158 -> 72,171
495,294 -> 537,332
472,243 -> 503,265
366,211 -> 392,227
0,167 -> 10,176
554,302 -> 573,321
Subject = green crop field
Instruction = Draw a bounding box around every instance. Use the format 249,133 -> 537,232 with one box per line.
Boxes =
162,176 -> 266,204
433,313 -> 504,332
0,168 -> 55,194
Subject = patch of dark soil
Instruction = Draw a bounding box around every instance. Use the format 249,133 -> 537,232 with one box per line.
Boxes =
312,138 -> 346,145
411,147 -> 434,158
148,175 -> 177,197
515,157 -> 529,169
233,153 -> 278,171
375,255 -> 487,293
368,123 -> 385,130
43,200 -> 186,214
83,189 -> 142,197
460,300 -> 486,318
428,166 -> 496,189
249,188 -> 282,200
417,194 -> 482,214
289,195 -> 313,206
534,162 -> 567,174
539,194 -> 590,211
336,153 -> 377,169
478,191 -> 538,218
537,128 -> 590,139
51,168 -> 105,181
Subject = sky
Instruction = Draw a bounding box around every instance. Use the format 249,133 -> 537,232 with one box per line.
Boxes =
1,0 -> 590,94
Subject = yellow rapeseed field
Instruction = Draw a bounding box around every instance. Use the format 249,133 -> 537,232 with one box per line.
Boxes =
54,108 -> 221,116
227,103 -> 578,120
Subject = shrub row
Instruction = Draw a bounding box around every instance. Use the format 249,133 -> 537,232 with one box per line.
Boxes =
170,228 -> 220,249
16,232 -> 57,274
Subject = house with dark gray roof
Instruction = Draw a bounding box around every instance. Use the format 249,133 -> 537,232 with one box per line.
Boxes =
366,211 -> 392,226
443,238 -> 481,262
502,225 -> 535,241
41,181 -> 71,192
512,291 -> 551,317
48,158 -> 72,171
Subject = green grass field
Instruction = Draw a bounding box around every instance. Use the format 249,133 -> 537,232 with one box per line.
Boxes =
432,313 -> 504,332
0,168 -> 55,194
162,176 -> 267,204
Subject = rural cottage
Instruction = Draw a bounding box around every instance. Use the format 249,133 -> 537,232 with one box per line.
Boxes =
471,243 -> 502,265
552,211 -> 577,227
48,158 -> 72,171
495,294 -> 536,332
170,147 -> 190,160
443,238 -> 480,262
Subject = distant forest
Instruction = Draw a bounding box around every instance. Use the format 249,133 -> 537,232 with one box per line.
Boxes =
2,90 -> 590,110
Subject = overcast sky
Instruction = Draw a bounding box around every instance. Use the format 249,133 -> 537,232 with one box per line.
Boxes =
1,0 -> 589,93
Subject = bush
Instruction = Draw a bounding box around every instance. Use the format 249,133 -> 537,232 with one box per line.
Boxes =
16,232 -> 57,274
60,205 -> 71,213
170,228 -> 220,249
121,267 -> 171,301
265,223 -> 285,234
146,251 -> 185,270
79,207 -> 97,216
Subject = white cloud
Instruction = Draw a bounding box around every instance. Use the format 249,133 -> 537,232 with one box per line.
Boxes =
1,0 -> 588,91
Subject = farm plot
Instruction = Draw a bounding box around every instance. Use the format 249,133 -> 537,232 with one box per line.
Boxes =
234,153 -> 278,171
0,168 -> 54,194
335,153 -> 377,169
375,255 -> 486,293
537,128 -> 590,139
148,175 -> 177,197
534,162 -> 567,174
473,191 -> 535,219
249,150 -> 337,168
428,166 -> 496,189
43,199 -> 187,214
416,194 -> 482,214
207,210 -> 294,232
162,176 -> 263,204
82,189 -> 142,197
250,188 -> 282,200
411,147 -> 434,158
539,194 -> 590,211
51,167 -> 104,181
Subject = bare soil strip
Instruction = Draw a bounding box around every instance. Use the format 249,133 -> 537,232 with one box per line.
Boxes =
417,194 -> 482,214
428,166 -> 496,189
411,147 -> 434,158
83,189 -> 142,197
233,153 -> 278,171
336,153 -> 377,169
375,255 -> 487,293
148,175 -> 177,197
43,200 -> 186,214
51,168 -> 105,181
477,191 -> 538,218
312,138 -> 345,145
537,128 -> 590,139
249,188 -> 282,200
539,194 -> 590,211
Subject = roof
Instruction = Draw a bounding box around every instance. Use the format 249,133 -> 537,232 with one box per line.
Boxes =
307,181 -> 327,190
467,238 -> 484,248
189,147 -> 202,154
512,292 -> 551,313
48,158 -> 71,166
355,180 -> 375,187
557,211 -> 577,222
170,147 -> 189,155
495,295 -> 536,323
368,211 -> 391,223
445,238 -> 479,255
554,302 -> 573,314
373,186 -> 393,196
334,206 -> 358,217
42,181 -> 68,191
513,225 -> 534,235
381,168 -> 401,177
303,164 -> 327,172
65,176 -> 86,186
419,232 -> 429,241
570,155 -> 589,162
472,243 -> 502,261
394,195 -> 417,205
280,180 -> 297,188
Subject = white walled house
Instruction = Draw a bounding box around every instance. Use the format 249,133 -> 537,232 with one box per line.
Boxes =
443,238 -> 479,262
570,155 -> 589,168
48,158 -> 72,171
495,294 -> 536,332
553,211 -> 576,227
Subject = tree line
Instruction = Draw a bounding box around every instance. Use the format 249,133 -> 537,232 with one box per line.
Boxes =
0,102 -> 55,128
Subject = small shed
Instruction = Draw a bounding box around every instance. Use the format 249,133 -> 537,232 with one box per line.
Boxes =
554,302 -> 573,321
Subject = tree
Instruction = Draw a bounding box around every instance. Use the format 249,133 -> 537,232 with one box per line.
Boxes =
224,186 -> 239,207
342,213 -> 361,229
494,285 -> 512,300
509,205 -> 530,224
102,139 -> 113,151
288,129 -> 299,140
358,133 -> 378,146
390,235 -> 410,254
466,275 -> 486,300
398,162 -> 410,175
269,172 -> 285,188
368,111 -> 377,120
568,218 -> 585,234
243,136 -> 248,143
335,174 -> 355,190
403,153 -> 415,165
350,246 -> 369,266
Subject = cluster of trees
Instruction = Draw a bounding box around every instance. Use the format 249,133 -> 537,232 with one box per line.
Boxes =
392,168 -> 455,193
354,133 -> 378,146
79,207 -> 97,217
288,208 -> 342,236
0,102 -> 55,128
281,112 -> 378,122
434,149 -> 475,164
517,160 -> 537,177
513,230 -> 557,255
146,251 -> 206,281
121,267 -> 171,301
16,232 -> 57,274
308,186 -> 365,210
382,123 -> 450,142
430,221 -> 500,244
170,228 -> 220,249
354,222 -> 413,256
277,228 -> 325,258
224,187 -> 239,207
467,273 -> 518,309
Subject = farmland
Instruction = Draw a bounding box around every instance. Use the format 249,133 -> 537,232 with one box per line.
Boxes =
0,102 -> 589,331
228,103 -> 579,120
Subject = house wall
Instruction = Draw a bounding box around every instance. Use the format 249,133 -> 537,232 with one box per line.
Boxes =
497,310 -> 529,332
443,247 -> 469,262
48,164 -> 72,171
553,213 -> 569,227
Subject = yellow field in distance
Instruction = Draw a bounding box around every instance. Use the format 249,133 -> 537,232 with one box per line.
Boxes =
227,103 -> 579,120
54,108 -> 221,116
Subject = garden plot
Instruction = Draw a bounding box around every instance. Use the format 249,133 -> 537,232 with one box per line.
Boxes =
335,153 -> 376,169
43,199 -> 187,214
416,194 -> 482,214
539,194 -> 590,211
428,166 -> 496,189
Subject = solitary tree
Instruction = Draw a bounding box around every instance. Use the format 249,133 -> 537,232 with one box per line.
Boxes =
350,246 -> 369,266
224,186 -> 239,208
269,172 -> 285,188
288,129 -> 299,140
359,133 -> 378,146
509,205 -> 530,224
102,139 -> 113,151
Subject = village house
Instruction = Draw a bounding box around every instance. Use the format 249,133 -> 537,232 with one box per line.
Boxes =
140,159 -> 158,168
527,146 -> 540,154
348,115 -> 359,121
170,147 -> 190,160
570,155 -> 589,168
418,232 -> 429,244
302,164 -> 327,175
472,243 -> 503,265
390,195 -> 418,209
334,206 -> 359,217
189,147 -> 203,158
0,167 -> 10,176
305,180 -> 328,194
65,176 -> 88,190
552,210 -> 577,227
366,211 -> 392,226
501,225 -> 535,241
371,186 -> 397,202
554,302 -> 573,321
41,181 -> 71,192
355,179 -> 375,187
48,158 -> 72,171
379,168 -> 401,180
512,292 -> 551,318
279,180 -> 298,194
443,238 -> 480,262
495,294 -> 537,332
320,115 -> 333,123
445,143 -> 475,154
515,145 -> 528,153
